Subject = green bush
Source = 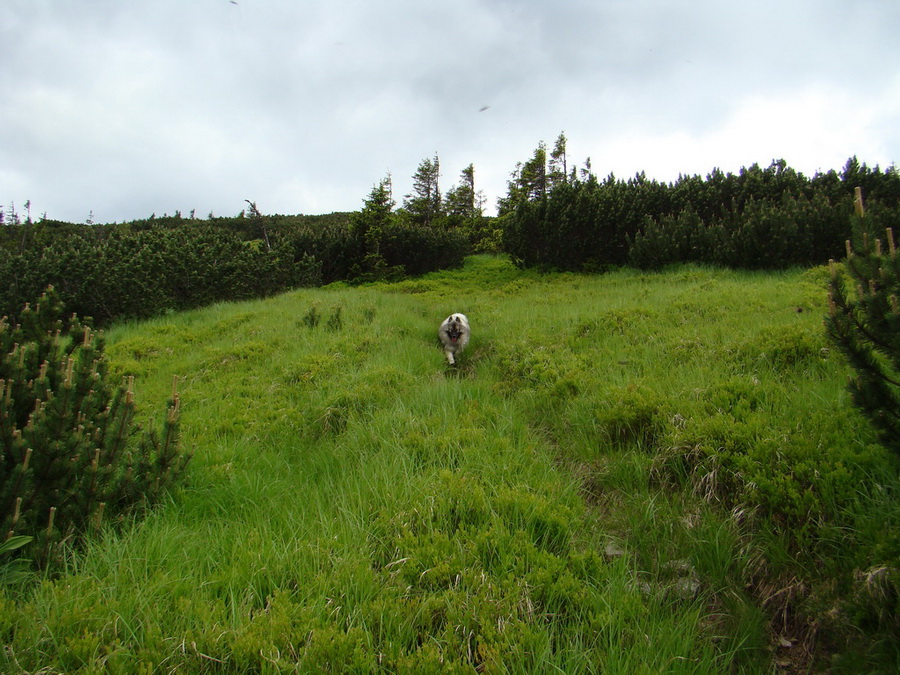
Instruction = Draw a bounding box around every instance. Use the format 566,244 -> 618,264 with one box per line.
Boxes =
592,384 -> 667,449
826,224 -> 900,455
730,324 -> 829,374
628,207 -> 709,270
652,385 -> 890,546
377,220 -> 469,277
0,287 -> 189,566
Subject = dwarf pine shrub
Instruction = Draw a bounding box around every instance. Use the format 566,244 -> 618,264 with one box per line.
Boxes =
0,287 -> 190,566
301,304 -> 321,328
826,213 -> 900,456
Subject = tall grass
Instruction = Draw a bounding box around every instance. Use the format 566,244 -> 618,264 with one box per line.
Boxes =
1,256 -> 895,672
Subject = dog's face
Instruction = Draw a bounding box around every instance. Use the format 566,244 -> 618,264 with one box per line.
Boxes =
445,315 -> 465,343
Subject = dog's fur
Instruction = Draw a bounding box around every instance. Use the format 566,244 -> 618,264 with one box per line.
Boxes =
438,313 -> 470,365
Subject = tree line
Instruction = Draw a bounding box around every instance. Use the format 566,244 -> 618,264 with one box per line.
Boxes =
500,133 -> 900,271
0,156 -> 496,324
4,141 -> 899,325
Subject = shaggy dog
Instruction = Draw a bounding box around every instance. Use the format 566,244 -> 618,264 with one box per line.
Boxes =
438,313 -> 470,365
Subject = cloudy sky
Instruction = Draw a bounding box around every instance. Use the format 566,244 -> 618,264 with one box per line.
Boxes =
2,0 -> 899,224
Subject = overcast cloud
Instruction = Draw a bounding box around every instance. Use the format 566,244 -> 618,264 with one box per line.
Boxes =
2,0 -> 898,223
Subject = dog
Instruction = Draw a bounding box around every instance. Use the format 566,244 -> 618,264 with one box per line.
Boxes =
438,313 -> 470,365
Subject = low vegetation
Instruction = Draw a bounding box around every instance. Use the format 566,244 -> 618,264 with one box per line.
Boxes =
1,255 -> 897,672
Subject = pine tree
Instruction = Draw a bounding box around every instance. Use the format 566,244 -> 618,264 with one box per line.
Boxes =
0,287 -> 189,566
403,154 -> 442,227
498,142 -> 549,215
350,176 -> 401,281
351,176 -> 395,253
444,164 -> 477,224
444,164 -> 493,250
548,132 -> 569,190
244,199 -> 271,251
5,202 -> 19,226
825,190 -> 900,456
522,142 -> 548,201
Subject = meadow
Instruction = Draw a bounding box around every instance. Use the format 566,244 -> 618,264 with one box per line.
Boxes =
1,255 -> 896,673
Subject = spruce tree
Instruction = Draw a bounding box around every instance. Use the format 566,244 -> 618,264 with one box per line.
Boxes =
351,176 -> 394,254
444,164 -> 477,224
548,132 -> 569,190
825,191 -> 899,456
350,177 -> 401,281
0,287 -> 189,566
498,142 -> 549,216
403,154 -> 442,227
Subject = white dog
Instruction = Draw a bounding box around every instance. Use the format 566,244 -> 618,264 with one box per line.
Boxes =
438,313 -> 470,365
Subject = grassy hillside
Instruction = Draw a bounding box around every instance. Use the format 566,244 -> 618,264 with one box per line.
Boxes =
2,255 -> 896,672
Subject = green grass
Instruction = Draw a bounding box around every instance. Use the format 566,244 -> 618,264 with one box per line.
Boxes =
2,255 -> 897,672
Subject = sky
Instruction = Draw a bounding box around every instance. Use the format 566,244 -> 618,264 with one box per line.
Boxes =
2,0 -> 899,224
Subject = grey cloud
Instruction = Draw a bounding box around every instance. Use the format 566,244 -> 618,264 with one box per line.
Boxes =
1,0 -> 898,222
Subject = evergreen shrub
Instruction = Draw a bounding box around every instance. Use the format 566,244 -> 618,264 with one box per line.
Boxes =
826,221 -> 900,456
0,287 -> 189,566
